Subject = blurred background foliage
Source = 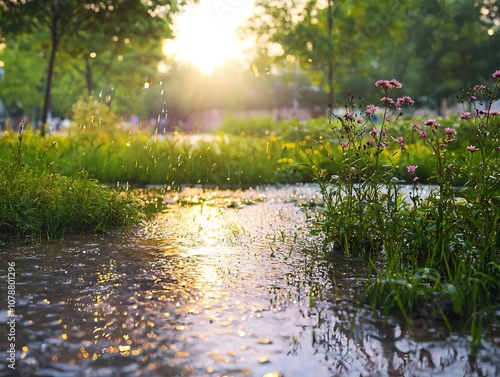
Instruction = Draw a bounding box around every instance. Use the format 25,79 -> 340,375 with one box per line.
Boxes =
0,0 -> 499,130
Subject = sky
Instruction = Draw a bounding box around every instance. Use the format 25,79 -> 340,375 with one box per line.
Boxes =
163,0 -> 257,75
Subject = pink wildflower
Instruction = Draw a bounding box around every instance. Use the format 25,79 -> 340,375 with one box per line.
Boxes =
395,96 -> 414,109
424,119 -> 440,128
412,176 -> 419,183
407,165 -> 418,173
389,79 -> 403,88
369,128 -> 379,137
473,85 -> 487,91
365,104 -> 379,116
460,112 -> 471,119
381,96 -> 395,105
345,112 -> 354,120
357,118 -> 364,124
492,70 -> 500,78
396,136 -> 404,145
375,79 -> 403,90
412,122 -> 420,131
467,145 -> 479,152
444,127 -> 456,135
340,141 -> 349,149
419,130 -> 427,139
471,96 -> 477,101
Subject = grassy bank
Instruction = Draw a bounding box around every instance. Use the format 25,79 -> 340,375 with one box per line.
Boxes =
0,130 -> 140,242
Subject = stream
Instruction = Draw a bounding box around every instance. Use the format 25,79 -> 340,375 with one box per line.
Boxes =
1,184 -> 499,377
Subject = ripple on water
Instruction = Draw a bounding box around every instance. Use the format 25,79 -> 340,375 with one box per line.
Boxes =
0,185 -> 499,377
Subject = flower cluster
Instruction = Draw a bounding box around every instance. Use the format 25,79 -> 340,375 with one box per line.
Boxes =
423,119 -> 440,129
375,79 -> 403,90
459,69 -> 500,153
365,105 -> 379,116
371,79 -> 414,113
412,119 -> 457,146
395,96 -> 414,109
358,79 -> 415,152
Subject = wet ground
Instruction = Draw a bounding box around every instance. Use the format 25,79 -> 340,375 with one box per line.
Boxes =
1,184 -> 499,377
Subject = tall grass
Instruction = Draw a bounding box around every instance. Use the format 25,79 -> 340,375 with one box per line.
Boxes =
307,73 -> 500,357
1,96 -> 454,187
0,126 -> 140,242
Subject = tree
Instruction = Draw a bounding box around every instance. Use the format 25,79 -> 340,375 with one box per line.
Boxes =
0,35 -> 46,123
245,0 -> 500,110
245,0 -> 411,107
0,0 -> 187,136
407,0 -> 500,110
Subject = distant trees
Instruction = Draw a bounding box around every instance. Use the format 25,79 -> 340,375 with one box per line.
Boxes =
0,0 -> 185,135
407,0 -> 500,110
246,0 -> 500,110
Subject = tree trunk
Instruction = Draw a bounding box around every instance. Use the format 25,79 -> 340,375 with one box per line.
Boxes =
40,9 -> 59,137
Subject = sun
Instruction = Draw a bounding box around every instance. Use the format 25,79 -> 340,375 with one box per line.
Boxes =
163,0 -> 256,75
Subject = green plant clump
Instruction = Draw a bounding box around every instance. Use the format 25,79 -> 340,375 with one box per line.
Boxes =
0,129 -> 141,242
308,72 -> 500,356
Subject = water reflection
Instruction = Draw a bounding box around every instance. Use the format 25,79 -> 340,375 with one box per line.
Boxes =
0,184 -> 498,377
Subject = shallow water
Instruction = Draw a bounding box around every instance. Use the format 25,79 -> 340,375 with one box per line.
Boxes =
1,184 -> 499,377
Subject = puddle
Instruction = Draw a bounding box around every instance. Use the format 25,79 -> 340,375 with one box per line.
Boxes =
0,184 -> 499,377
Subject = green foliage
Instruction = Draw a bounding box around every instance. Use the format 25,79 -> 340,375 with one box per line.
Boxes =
70,97 -> 120,138
0,0 -> 187,130
247,0 -> 500,108
0,127 -> 315,186
307,73 -> 500,356
0,128 -> 141,241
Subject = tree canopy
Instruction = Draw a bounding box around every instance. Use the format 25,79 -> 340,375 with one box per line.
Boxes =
245,0 -> 500,110
0,0 -> 184,135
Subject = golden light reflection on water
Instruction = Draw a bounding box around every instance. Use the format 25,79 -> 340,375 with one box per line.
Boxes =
177,205 -> 237,247
96,259 -> 119,284
9,186 -> 500,377
51,199 -> 243,371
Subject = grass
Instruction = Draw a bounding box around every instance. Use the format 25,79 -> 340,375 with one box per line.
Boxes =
0,128 -> 141,242
1,88 -> 498,356
306,75 -> 500,358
